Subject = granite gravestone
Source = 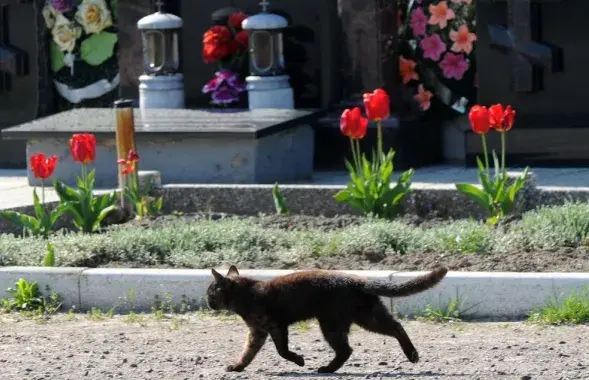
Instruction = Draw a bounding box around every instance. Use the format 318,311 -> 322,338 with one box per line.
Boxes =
467,0 -> 589,166
1,108 -> 322,187
0,0 -> 53,168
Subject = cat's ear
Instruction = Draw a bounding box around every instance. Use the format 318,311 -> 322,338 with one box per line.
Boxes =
227,265 -> 240,277
211,268 -> 225,282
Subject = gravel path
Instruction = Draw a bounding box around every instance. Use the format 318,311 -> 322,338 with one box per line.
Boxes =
0,314 -> 587,380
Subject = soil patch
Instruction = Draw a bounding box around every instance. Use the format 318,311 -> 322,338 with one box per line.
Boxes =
0,315 -> 587,380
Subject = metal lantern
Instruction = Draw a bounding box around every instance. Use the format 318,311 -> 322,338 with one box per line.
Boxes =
242,9 -> 287,76
137,11 -> 183,76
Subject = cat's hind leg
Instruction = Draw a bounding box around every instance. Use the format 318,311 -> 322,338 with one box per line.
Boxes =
354,297 -> 419,364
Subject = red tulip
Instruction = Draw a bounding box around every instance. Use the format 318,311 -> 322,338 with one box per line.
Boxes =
468,105 -> 490,135
340,107 -> 368,140
492,104 -> 515,132
30,153 -> 57,180
363,88 -> 390,121
488,104 -> 505,130
70,133 -> 96,164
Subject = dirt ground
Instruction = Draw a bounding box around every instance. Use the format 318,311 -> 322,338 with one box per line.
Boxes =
0,314 -> 587,380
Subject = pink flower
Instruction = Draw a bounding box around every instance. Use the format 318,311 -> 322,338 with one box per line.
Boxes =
419,34 -> 446,61
439,52 -> 469,80
451,0 -> 472,4
410,7 -> 428,37
449,25 -> 477,54
428,1 -> 455,29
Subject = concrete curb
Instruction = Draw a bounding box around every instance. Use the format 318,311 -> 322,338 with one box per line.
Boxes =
1,267 -> 589,319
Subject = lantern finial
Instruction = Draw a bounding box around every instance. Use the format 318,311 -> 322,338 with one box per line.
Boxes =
259,0 -> 270,12
154,0 -> 164,12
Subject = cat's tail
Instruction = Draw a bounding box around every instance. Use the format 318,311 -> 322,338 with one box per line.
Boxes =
362,267 -> 448,298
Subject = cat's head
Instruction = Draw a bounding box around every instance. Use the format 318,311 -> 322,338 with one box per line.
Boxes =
206,265 -> 240,310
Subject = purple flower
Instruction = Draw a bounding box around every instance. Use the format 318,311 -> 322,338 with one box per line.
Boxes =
211,85 -> 240,105
202,69 -> 246,94
410,7 -> 428,37
439,52 -> 469,80
51,0 -> 73,13
203,69 -> 246,105
419,34 -> 446,62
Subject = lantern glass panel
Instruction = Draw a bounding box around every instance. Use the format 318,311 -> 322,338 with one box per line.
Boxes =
145,30 -> 165,72
251,31 -> 274,73
163,31 -> 180,71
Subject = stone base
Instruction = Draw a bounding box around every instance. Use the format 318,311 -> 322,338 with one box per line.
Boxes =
246,75 -> 294,109
139,74 -> 185,109
2,108 -> 321,188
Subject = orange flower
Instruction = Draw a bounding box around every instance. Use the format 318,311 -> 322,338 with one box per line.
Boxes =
70,133 -> 96,164
489,104 -> 516,132
428,1 -> 455,29
399,56 -> 419,84
449,25 -> 477,54
228,12 -> 247,30
30,153 -> 57,180
468,105 -> 490,135
363,88 -> 390,121
414,84 -> 433,111
340,107 -> 368,140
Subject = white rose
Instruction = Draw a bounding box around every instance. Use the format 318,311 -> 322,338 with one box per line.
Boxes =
42,3 -> 58,29
52,14 -> 82,53
75,0 -> 113,35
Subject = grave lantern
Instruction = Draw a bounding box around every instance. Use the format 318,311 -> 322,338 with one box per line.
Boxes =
241,0 -> 294,109
137,2 -> 185,110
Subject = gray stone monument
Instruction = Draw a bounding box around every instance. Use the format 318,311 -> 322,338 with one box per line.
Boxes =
1,108 -> 322,187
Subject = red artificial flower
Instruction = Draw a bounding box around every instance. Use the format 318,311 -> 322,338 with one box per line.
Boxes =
202,26 -> 233,63
228,12 -> 247,30
70,133 -> 96,163
363,88 -> 390,121
118,150 -> 139,175
30,153 -> 57,180
340,107 -> 368,140
235,30 -> 249,51
468,105 -> 490,135
490,104 -> 515,132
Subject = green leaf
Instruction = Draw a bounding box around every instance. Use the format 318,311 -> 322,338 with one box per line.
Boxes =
110,0 -> 118,20
32,189 -> 45,220
44,243 -> 55,267
92,205 -> 118,232
50,41 -> 65,72
272,183 -> 289,215
54,180 -> 80,203
334,190 -> 352,202
0,211 -> 40,231
80,32 -> 118,66
455,183 -> 493,214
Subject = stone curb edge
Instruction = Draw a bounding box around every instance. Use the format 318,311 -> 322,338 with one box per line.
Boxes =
1,267 -> 588,319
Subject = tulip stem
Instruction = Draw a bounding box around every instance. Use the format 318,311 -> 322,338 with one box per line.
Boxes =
355,139 -> 362,173
377,120 -> 383,164
349,137 -> 359,174
41,180 -> 45,207
501,131 -> 506,177
481,134 -> 490,177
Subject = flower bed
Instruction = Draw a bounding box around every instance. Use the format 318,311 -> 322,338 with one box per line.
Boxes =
2,203 -> 589,272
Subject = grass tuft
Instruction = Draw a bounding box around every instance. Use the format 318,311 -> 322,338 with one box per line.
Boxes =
528,287 -> 589,325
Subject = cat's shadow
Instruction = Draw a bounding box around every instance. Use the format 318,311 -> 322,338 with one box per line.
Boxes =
267,370 -> 460,377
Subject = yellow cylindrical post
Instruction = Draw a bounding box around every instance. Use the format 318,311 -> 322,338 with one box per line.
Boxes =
114,99 -> 137,216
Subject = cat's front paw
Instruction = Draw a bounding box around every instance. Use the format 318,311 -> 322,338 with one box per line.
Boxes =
225,364 -> 245,372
